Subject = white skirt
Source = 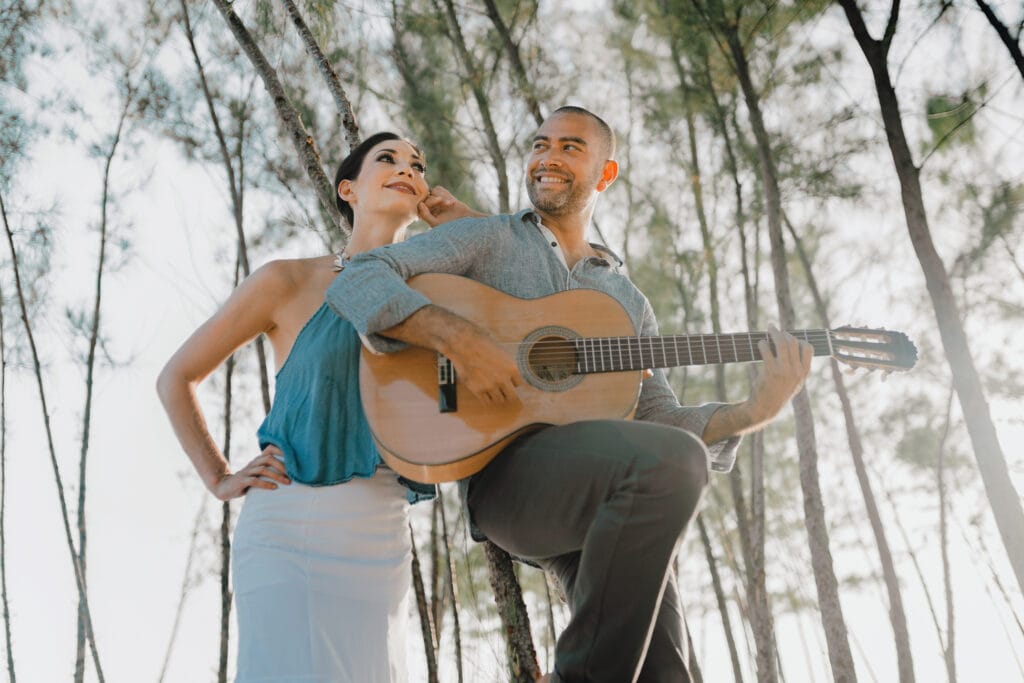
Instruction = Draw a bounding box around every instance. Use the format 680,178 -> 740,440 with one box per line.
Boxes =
232,468 -> 412,683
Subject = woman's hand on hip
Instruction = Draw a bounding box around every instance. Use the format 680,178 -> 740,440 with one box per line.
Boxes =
211,445 -> 291,501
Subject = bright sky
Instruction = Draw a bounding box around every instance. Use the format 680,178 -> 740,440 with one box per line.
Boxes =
3,3 -> 1023,682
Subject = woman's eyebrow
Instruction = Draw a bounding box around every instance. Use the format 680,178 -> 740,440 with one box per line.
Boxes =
379,147 -> 425,162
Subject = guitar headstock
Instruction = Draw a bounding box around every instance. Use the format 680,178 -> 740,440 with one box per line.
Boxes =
829,327 -> 918,374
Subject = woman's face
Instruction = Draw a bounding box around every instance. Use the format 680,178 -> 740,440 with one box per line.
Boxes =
340,140 -> 429,223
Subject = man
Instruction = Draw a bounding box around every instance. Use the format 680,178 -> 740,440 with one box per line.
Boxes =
327,106 -> 811,682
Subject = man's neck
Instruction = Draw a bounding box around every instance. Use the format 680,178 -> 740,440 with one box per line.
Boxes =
533,206 -> 599,268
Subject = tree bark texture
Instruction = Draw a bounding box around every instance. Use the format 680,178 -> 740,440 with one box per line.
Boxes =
438,491 -> 464,683
210,0 -> 344,243
409,524 -> 439,683
839,0 -> 1024,596
482,541 -> 540,682
278,0 -> 362,153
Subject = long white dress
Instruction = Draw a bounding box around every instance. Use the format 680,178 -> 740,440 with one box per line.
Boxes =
231,468 -> 412,682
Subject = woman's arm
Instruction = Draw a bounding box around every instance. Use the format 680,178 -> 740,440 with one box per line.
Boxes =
156,262 -> 293,500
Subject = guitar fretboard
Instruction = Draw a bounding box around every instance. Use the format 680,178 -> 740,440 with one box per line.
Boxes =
568,330 -> 834,374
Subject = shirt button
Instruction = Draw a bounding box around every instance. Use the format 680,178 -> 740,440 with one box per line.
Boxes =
550,241 -> 557,247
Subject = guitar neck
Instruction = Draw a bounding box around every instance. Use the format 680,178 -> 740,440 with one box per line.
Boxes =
571,329 -> 834,374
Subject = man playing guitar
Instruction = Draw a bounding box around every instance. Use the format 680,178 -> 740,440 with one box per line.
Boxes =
327,106 -> 812,683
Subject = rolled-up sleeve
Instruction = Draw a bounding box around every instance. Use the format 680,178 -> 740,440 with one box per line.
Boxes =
632,299 -> 741,473
326,216 -> 498,353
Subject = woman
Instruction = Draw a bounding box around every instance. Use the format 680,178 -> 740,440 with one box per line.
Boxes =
157,132 -> 439,682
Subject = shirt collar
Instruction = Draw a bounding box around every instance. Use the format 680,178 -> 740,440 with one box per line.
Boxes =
520,209 -> 623,268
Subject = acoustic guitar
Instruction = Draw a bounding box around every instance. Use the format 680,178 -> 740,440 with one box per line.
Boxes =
360,274 -> 917,484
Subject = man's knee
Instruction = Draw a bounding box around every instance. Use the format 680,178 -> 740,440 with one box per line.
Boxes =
632,426 -> 709,511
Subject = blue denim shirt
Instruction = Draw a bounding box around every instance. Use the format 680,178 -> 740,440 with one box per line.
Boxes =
325,209 -> 740,473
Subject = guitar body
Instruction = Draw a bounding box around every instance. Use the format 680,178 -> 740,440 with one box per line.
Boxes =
360,274 -> 919,484
360,274 -> 644,483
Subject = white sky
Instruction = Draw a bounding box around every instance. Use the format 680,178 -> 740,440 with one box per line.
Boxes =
3,2 -> 1023,682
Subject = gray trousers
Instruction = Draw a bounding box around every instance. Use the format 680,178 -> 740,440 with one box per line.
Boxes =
466,420 -> 709,683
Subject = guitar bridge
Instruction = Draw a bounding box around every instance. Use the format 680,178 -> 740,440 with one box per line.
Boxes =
437,353 -> 457,413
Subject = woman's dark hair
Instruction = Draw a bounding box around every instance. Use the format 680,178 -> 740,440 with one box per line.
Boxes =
334,131 -> 423,227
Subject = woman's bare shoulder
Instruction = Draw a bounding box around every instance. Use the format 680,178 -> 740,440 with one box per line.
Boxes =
247,255 -> 334,295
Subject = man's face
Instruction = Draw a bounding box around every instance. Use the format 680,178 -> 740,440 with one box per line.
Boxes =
525,113 -> 610,218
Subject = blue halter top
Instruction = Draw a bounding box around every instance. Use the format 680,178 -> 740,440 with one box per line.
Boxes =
256,303 -> 434,503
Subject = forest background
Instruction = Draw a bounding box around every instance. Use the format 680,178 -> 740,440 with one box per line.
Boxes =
1,0 -> 1022,681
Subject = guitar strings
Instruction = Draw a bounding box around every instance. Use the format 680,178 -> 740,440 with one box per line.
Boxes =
492,331 -> 901,367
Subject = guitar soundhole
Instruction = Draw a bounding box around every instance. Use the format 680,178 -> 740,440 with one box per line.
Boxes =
519,327 -> 584,392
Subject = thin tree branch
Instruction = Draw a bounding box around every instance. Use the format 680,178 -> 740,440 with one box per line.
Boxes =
76,73 -> 133,683
157,497 -> 207,683
974,0 -> 1024,82
480,0 -> 543,125
209,0 -> 345,241
1,190 -> 105,682
278,0 -> 361,152
0,283 -> 14,682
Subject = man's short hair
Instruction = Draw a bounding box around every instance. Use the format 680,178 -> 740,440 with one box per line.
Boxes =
550,105 -> 616,160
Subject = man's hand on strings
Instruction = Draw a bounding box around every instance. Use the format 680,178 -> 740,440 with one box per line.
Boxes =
748,324 -> 813,422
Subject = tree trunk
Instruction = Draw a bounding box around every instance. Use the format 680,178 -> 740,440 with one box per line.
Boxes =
438,490 -> 464,683
1,191 -> 105,681
179,0 -> 272,413
839,0 -> 1024,595
430,499 -> 445,644
784,215 -> 916,682
210,0 -> 344,242
436,0 -> 510,213
705,44 -> 780,680
480,0 -> 544,125
698,516 -> 745,683
937,387 -> 957,683
218,259 -> 240,683
0,285 -> 14,682
482,541 -> 541,682
278,0 -> 361,152
710,4 -> 857,678
409,524 -> 439,683
672,43 -> 746,683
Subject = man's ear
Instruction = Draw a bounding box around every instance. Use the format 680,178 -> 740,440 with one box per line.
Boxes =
596,160 -> 619,192
337,179 -> 356,204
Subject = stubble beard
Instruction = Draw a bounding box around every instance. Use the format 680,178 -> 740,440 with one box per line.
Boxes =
527,171 -> 600,218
